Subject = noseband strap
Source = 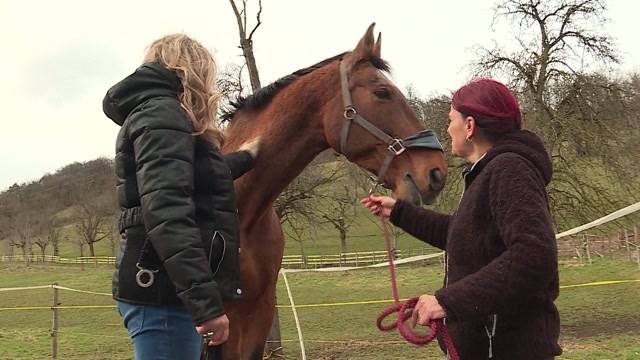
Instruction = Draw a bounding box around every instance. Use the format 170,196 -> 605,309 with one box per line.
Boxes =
337,60 -> 443,187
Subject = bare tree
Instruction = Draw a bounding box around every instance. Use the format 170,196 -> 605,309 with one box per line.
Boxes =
50,225 -> 62,257
478,0 -> 617,123
74,202 -> 111,257
32,215 -> 62,259
33,233 -> 50,259
275,161 -> 344,225
217,63 -> 249,119
282,215 -> 315,264
228,0 -> 263,91
9,213 -> 36,263
474,0 -> 637,228
320,185 -> 357,257
107,219 -> 120,257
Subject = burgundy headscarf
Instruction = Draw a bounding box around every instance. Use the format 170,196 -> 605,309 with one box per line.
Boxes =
451,78 -> 523,133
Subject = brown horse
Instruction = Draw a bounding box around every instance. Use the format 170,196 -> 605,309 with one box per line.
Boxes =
221,24 -> 448,359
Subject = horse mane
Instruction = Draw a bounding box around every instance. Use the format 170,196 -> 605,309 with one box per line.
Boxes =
221,53 -> 391,122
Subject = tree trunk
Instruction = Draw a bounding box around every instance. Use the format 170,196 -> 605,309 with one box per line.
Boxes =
339,229 -> 347,254
299,240 -> 306,266
53,241 -> 59,257
241,39 -> 261,91
88,241 -> 96,257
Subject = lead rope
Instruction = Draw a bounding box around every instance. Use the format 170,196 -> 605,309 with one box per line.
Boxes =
374,207 -> 459,359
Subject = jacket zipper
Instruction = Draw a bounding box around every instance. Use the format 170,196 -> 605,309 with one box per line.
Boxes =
484,314 -> 498,358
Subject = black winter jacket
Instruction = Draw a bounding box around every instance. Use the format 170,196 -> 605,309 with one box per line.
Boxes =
390,130 -> 561,360
103,63 -> 253,324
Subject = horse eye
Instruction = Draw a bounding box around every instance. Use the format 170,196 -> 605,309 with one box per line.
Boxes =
374,88 -> 391,100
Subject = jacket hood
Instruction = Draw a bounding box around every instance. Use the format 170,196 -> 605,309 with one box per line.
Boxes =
102,62 -> 181,126
483,130 -> 553,185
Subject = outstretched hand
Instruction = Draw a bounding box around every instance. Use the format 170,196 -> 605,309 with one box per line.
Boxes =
360,195 -> 396,219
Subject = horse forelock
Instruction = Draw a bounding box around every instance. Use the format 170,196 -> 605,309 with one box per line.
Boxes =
220,52 -> 391,122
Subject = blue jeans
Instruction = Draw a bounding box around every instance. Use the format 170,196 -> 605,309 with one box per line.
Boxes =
117,301 -> 202,360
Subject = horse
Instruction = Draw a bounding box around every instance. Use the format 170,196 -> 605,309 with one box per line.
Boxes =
220,24 -> 448,359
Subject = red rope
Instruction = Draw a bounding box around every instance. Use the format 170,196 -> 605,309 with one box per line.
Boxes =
376,217 -> 459,359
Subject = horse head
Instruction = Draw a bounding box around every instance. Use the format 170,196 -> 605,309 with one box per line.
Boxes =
322,24 -> 447,205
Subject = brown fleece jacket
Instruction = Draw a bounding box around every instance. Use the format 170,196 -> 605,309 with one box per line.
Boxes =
390,130 -> 561,360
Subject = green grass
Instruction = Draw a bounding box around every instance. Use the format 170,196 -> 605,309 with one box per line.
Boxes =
1,256 -> 639,359
0,264 -> 128,360
282,204 -> 440,256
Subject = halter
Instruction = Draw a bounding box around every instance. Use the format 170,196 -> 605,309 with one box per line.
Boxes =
337,60 -> 444,188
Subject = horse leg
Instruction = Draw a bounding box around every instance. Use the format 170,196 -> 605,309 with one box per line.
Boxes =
242,286 -> 277,360
219,293 -> 276,360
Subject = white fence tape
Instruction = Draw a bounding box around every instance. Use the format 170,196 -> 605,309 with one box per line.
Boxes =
282,253 -> 444,273
280,270 -> 307,360
556,201 -> 640,239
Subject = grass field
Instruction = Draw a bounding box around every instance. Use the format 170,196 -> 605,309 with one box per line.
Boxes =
1,255 -> 639,360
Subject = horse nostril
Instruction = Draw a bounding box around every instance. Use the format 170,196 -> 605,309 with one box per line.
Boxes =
429,168 -> 444,191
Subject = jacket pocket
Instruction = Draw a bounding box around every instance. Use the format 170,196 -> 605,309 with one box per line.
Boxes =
207,231 -> 226,276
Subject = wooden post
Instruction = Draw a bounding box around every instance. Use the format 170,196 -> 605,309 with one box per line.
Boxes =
575,246 -> 582,263
265,300 -> 284,359
635,226 -> 639,269
619,231 -> 624,249
583,235 -> 592,265
624,229 -> 632,261
51,283 -> 59,359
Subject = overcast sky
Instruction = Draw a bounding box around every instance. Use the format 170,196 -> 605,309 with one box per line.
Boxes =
1,0 -> 639,191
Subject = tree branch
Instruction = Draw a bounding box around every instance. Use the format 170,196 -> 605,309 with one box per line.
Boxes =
247,0 -> 263,41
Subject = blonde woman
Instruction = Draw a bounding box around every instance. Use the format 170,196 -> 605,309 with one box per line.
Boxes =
103,34 -> 258,359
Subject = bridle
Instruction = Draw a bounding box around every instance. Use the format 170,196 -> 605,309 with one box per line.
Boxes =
337,60 -> 444,188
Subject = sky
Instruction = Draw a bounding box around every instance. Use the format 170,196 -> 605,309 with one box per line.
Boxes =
1,0 -> 639,191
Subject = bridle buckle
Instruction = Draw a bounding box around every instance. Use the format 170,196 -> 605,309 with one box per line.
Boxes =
388,139 -> 406,155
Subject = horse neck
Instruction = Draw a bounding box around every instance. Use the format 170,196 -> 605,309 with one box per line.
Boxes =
226,64 -> 340,226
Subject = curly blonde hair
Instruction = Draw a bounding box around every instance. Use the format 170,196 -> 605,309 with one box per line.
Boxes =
143,33 -> 224,147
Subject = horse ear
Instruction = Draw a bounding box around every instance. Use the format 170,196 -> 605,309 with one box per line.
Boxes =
350,23 -> 376,64
373,32 -> 382,58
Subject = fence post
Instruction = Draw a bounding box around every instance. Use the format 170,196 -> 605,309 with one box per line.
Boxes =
619,231 -> 624,249
51,282 -> 59,359
265,299 -> 284,359
635,226 -> 639,269
583,235 -> 592,265
575,245 -> 583,263
624,229 -> 631,261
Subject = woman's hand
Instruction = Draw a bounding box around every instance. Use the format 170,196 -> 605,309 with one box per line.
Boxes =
238,136 -> 261,159
412,295 -> 446,327
196,314 -> 229,346
360,195 -> 396,219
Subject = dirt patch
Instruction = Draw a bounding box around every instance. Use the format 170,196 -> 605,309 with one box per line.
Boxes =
562,314 -> 640,338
